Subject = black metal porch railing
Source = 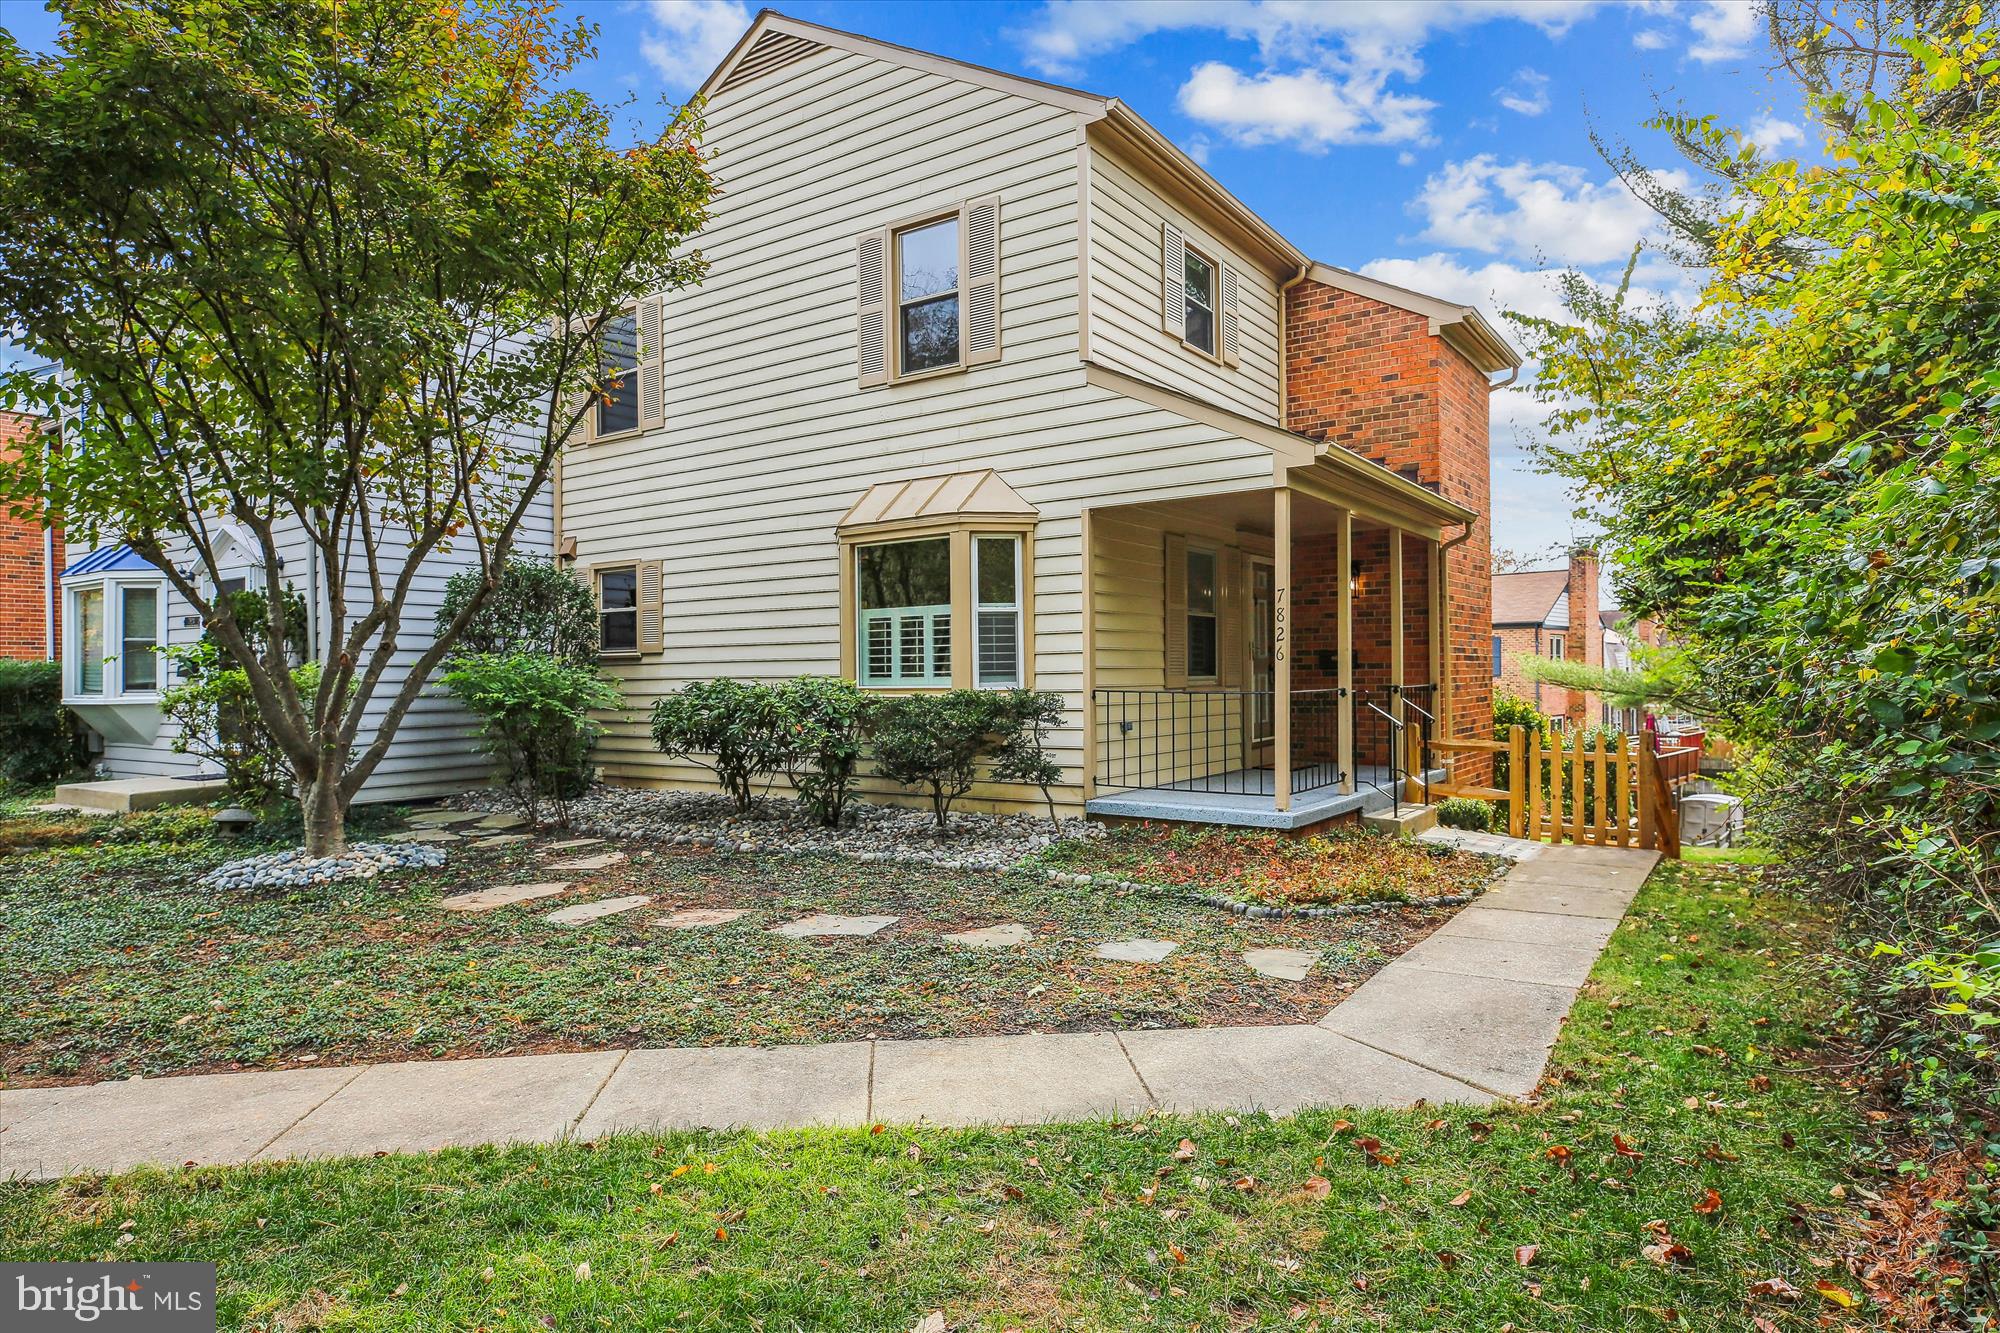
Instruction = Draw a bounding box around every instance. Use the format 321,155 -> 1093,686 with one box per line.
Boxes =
1354,685 -> 1440,818
1093,688 -> 1344,797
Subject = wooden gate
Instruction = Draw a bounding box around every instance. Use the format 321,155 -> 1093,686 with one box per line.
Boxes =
1505,725 -> 1684,856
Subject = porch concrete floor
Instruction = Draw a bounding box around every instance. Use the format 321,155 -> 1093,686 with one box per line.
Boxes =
52,775 -> 230,814
1084,766 -> 1444,831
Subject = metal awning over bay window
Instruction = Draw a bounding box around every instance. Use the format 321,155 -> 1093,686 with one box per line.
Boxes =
836,469 -> 1038,691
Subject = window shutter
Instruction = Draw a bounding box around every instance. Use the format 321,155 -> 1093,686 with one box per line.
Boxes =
962,195 -> 1001,366
1218,548 -> 1245,687
856,229 -> 889,386
637,559 -> 664,653
1220,265 -> 1242,367
559,315 -> 593,445
1160,222 -> 1185,336
1163,532 -> 1188,688
637,295 -> 665,431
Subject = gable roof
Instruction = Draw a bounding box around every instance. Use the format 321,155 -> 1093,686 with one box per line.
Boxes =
1307,265 -> 1523,373
1492,568 -> 1569,626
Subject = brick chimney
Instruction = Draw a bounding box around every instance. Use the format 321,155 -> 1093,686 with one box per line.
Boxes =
1564,546 -> 1600,726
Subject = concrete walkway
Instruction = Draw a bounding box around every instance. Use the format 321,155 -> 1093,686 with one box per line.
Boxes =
0,842 -> 1657,1180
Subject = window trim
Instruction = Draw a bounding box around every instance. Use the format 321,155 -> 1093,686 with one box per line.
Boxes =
595,563 -> 641,659
838,517 -> 1036,692
63,572 -> 168,705
591,304 -> 645,444
972,533 -> 1024,690
1181,241 -> 1219,359
1545,633 -> 1566,661
1183,542 -> 1221,684
892,212 -> 963,381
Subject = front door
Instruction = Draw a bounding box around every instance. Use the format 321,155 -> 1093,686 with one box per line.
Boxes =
1247,556 -> 1275,767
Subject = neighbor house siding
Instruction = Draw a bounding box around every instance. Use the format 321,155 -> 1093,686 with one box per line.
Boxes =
1083,141 -> 1283,425
560,44 -> 1283,814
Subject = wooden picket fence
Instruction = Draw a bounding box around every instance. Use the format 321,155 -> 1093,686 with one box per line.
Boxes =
1502,725 -> 1685,856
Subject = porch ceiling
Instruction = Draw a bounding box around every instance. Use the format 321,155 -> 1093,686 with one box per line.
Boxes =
1095,488 -> 1409,538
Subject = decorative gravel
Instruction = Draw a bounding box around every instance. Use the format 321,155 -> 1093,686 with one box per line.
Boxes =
199,841 -> 448,891
447,786 -> 1107,872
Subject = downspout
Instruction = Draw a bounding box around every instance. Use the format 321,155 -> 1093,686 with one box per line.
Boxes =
1277,263 -> 1309,425
42,528 -> 54,661
1438,520 -> 1476,743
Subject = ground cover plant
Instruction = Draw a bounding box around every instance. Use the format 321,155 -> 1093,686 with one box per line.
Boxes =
1036,824 -> 1496,906
0,820 -> 1454,1086
0,859 -> 1890,1330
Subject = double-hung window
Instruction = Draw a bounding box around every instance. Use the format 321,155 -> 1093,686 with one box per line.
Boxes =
598,566 -> 638,654
74,585 -> 105,695
1546,634 -> 1566,661
64,572 -> 165,702
974,535 -> 1022,688
897,217 -> 960,376
596,310 -> 640,438
1182,246 -> 1217,355
857,537 -> 953,688
1185,546 -> 1219,681
120,586 -> 159,691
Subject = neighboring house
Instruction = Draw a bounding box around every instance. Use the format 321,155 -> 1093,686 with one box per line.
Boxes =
1491,549 -> 1601,728
1600,605 -> 1665,733
0,410 -> 62,662
560,12 -> 1521,829
56,513 -> 552,806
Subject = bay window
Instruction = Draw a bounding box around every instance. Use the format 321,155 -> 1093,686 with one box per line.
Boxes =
74,585 -> 105,695
120,586 -> 159,691
63,572 -> 166,702
974,534 -> 1021,688
857,537 -> 953,688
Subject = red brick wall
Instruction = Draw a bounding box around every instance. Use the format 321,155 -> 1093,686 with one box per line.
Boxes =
0,413 -> 60,661
1285,282 -> 1495,783
1564,550 -> 1601,728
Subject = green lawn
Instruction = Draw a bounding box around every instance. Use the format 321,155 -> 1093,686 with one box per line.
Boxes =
0,859 -> 1875,1330
0,812 -> 1482,1084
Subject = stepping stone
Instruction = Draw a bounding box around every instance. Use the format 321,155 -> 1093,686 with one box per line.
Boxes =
656,908 -> 749,930
944,923 -> 1031,949
440,882 -> 571,913
545,894 -> 650,925
1094,938 -> 1177,963
388,829 -> 459,844
407,809 -> 485,827
543,838 -> 604,851
476,812 -> 528,831
1242,947 -> 1318,981
471,834 -> 530,849
769,913 -> 899,939
547,851 -> 626,872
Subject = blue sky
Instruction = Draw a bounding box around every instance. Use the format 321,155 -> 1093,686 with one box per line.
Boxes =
3,0 -> 1806,555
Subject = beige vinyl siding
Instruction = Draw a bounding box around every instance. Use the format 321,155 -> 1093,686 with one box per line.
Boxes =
1084,142 -> 1283,425
559,44 -> 1290,814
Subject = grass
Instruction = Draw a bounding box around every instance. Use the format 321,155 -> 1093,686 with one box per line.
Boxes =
0,859 -> 1876,1330
0,815 -> 1469,1084
1034,824 -> 1496,905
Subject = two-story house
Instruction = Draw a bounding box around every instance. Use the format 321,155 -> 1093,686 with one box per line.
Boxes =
561,11 -> 1520,830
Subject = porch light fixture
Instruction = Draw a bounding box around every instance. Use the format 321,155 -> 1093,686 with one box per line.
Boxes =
1350,559 -> 1364,593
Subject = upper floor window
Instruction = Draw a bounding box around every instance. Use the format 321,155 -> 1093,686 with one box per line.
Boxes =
596,310 -> 640,438
1183,246 -> 1217,356
898,217 -> 960,376
1546,634 -> 1566,661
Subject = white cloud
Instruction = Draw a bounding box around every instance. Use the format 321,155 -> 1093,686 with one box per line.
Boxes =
1179,61 -> 1435,149
1745,113 -> 1804,156
1408,156 -> 1686,268
640,0 -> 749,90
1631,28 -> 1673,50
1687,0 -> 1757,63
1494,67 -> 1550,116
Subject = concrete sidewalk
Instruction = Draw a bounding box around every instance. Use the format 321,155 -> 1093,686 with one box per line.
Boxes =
0,842 -> 1657,1180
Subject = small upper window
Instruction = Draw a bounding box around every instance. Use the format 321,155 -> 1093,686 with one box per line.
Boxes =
1492,635 -> 1503,676
1183,247 -> 1216,355
596,311 -> 640,438
897,217 -> 959,375
1186,547 -> 1219,680
1546,634 -> 1566,661
599,566 -> 638,653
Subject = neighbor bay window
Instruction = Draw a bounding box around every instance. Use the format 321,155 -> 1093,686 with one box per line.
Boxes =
62,568 -> 166,702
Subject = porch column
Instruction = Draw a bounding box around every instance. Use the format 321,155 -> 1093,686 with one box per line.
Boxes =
1388,529 -> 1405,696
1274,486 -> 1292,812
1336,507 -> 1354,794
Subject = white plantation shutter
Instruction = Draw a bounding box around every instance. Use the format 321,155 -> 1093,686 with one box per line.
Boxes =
1163,532 -> 1188,688
1161,222 -> 1185,336
962,195 -> 1001,365
1220,265 -> 1242,367
637,559 -> 664,653
856,229 -> 889,386
637,295 -> 664,430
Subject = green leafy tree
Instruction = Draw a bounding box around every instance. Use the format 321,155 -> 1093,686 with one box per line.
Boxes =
869,690 -> 1021,836
990,689 -> 1068,827
0,0 -> 710,855
437,556 -> 599,665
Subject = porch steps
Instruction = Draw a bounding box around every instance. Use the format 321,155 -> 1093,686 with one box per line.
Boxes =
1361,804 -> 1439,838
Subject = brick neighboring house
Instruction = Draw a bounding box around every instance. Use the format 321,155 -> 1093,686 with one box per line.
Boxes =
1492,548 -> 1600,728
0,410 -> 61,661
1600,605 -> 1665,733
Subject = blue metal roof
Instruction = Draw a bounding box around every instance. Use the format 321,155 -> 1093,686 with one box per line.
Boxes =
62,543 -> 164,578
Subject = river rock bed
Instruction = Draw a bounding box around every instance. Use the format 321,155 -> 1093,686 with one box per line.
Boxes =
200,841 -> 448,890
446,786 -> 1106,872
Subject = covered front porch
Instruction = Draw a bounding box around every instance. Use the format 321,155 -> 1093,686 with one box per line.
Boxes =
1080,458 -> 1472,831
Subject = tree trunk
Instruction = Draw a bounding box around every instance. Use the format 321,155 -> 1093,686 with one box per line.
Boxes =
302,771 -> 348,859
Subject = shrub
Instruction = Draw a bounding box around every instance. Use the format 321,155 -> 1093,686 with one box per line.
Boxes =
650,679 -> 791,813
870,689 -> 1029,836
1434,796 -> 1495,833
437,556 -> 599,665
160,641 -> 324,807
440,652 -> 621,826
989,689 -> 1067,825
774,676 -> 874,829
0,659 -> 83,785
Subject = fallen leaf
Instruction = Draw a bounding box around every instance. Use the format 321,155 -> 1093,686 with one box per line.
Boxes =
1752,1318 -> 1779,1333
1815,1280 -> 1859,1309
1435,1251 -> 1461,1271
906,1144 -> 923,1162
1692,1188 -> 1722,1215
1302,1176 -> 1332,1200
1546,1145 -> 1573,1166
1642,1241 -> 1693,1267
1448,1190 -> 1473,1207
1466,1121 -> 1493,1141
1167,1244 -> 1187,1265
1232,1176 -> 1257,1192
1329,1119 -> 1354,1135
1748,1277 -> 1799,1299
1515,1244 -> 1540,1267
715,1228 -> 727,1241
910,1314 -> 947,1333
1174,1139 -> 1198,1161
574,1262 -> 591,1281
1612,1134 -> 1644,1158
975,1220 -> 997,1234
1351,1276 -> 1369,1292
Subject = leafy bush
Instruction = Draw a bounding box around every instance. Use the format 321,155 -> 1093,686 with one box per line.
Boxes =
989,689 -> 1067,825
160,641 -> 323,807
1434,796 -> 1495,833
870,689 -> 1051,836
437,556 -> 598,665
650,679 -> 792,813
440,652 -> 621,826
0,659 -> 83,785
774,676 -> 873,829
1490,691 -> 1549,795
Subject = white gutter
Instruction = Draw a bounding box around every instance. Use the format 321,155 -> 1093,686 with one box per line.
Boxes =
42,527 -> 53,660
